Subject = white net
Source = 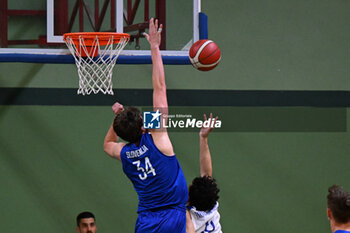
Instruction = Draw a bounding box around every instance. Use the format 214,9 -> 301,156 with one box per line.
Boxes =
64,34 -> 129,95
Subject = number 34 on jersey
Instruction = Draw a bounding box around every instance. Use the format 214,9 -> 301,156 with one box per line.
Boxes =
132,157 -> 156,180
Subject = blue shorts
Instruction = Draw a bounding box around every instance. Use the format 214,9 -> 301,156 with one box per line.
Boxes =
135,206 -> 186,233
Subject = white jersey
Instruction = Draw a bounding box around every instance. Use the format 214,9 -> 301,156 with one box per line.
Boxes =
188,202 -> 222,233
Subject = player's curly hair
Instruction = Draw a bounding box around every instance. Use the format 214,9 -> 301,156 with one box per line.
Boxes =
327,184 -> 350,224
188,175 -> 220,211
113,107 -> 143,143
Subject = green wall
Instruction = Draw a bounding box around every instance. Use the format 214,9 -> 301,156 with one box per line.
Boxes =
0,0 -> 350,232
0,106 -> 349,232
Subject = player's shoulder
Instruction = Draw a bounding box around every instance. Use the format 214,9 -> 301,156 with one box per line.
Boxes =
188,202 -> 220,218
188,202 -> 222,233
146,131 -> 175,156
140,132 -> 155,146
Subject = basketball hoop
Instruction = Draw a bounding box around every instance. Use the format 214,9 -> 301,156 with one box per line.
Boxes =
63,32 -> 130,95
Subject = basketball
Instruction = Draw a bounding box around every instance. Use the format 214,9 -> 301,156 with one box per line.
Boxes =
189,39 -> 221,71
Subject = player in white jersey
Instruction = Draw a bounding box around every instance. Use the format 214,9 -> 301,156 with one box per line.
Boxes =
186,114 -> 223,233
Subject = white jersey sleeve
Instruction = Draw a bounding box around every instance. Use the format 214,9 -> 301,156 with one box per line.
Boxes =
188,202 -> 222,233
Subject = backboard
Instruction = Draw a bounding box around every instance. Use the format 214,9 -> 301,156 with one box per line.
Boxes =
47,0 -> 202,49
0,0 -> 207,64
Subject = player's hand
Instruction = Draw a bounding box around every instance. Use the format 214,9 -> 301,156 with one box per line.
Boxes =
200,113 -> 218,138
112,102 -> 124,115
143,18 -> 162,48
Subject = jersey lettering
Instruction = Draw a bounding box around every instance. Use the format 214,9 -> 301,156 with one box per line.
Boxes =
132,157 -> 156,180
202,221 -> 215,233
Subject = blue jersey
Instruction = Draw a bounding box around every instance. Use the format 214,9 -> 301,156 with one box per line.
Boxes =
120,133 -> 188,212
135,207 -> 186,233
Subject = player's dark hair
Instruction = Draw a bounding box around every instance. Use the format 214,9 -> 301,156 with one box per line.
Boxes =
113,107 -> 143,143
76,211 -> 95,226
189,175 -> 220,211
327,184 -> 350,224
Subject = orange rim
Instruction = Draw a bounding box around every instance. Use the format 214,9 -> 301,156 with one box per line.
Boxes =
63,32 -> 130,46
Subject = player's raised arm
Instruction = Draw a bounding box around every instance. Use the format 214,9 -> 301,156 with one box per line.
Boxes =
199,113 -> 218,177
144,18 -> 167,113
103,102 -> 126,161
144,18 -> 174,156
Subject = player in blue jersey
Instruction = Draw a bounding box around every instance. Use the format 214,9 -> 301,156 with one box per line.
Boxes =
103,18 -> 188,233
327,185 -> 350,233
186,114 -> 222,233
